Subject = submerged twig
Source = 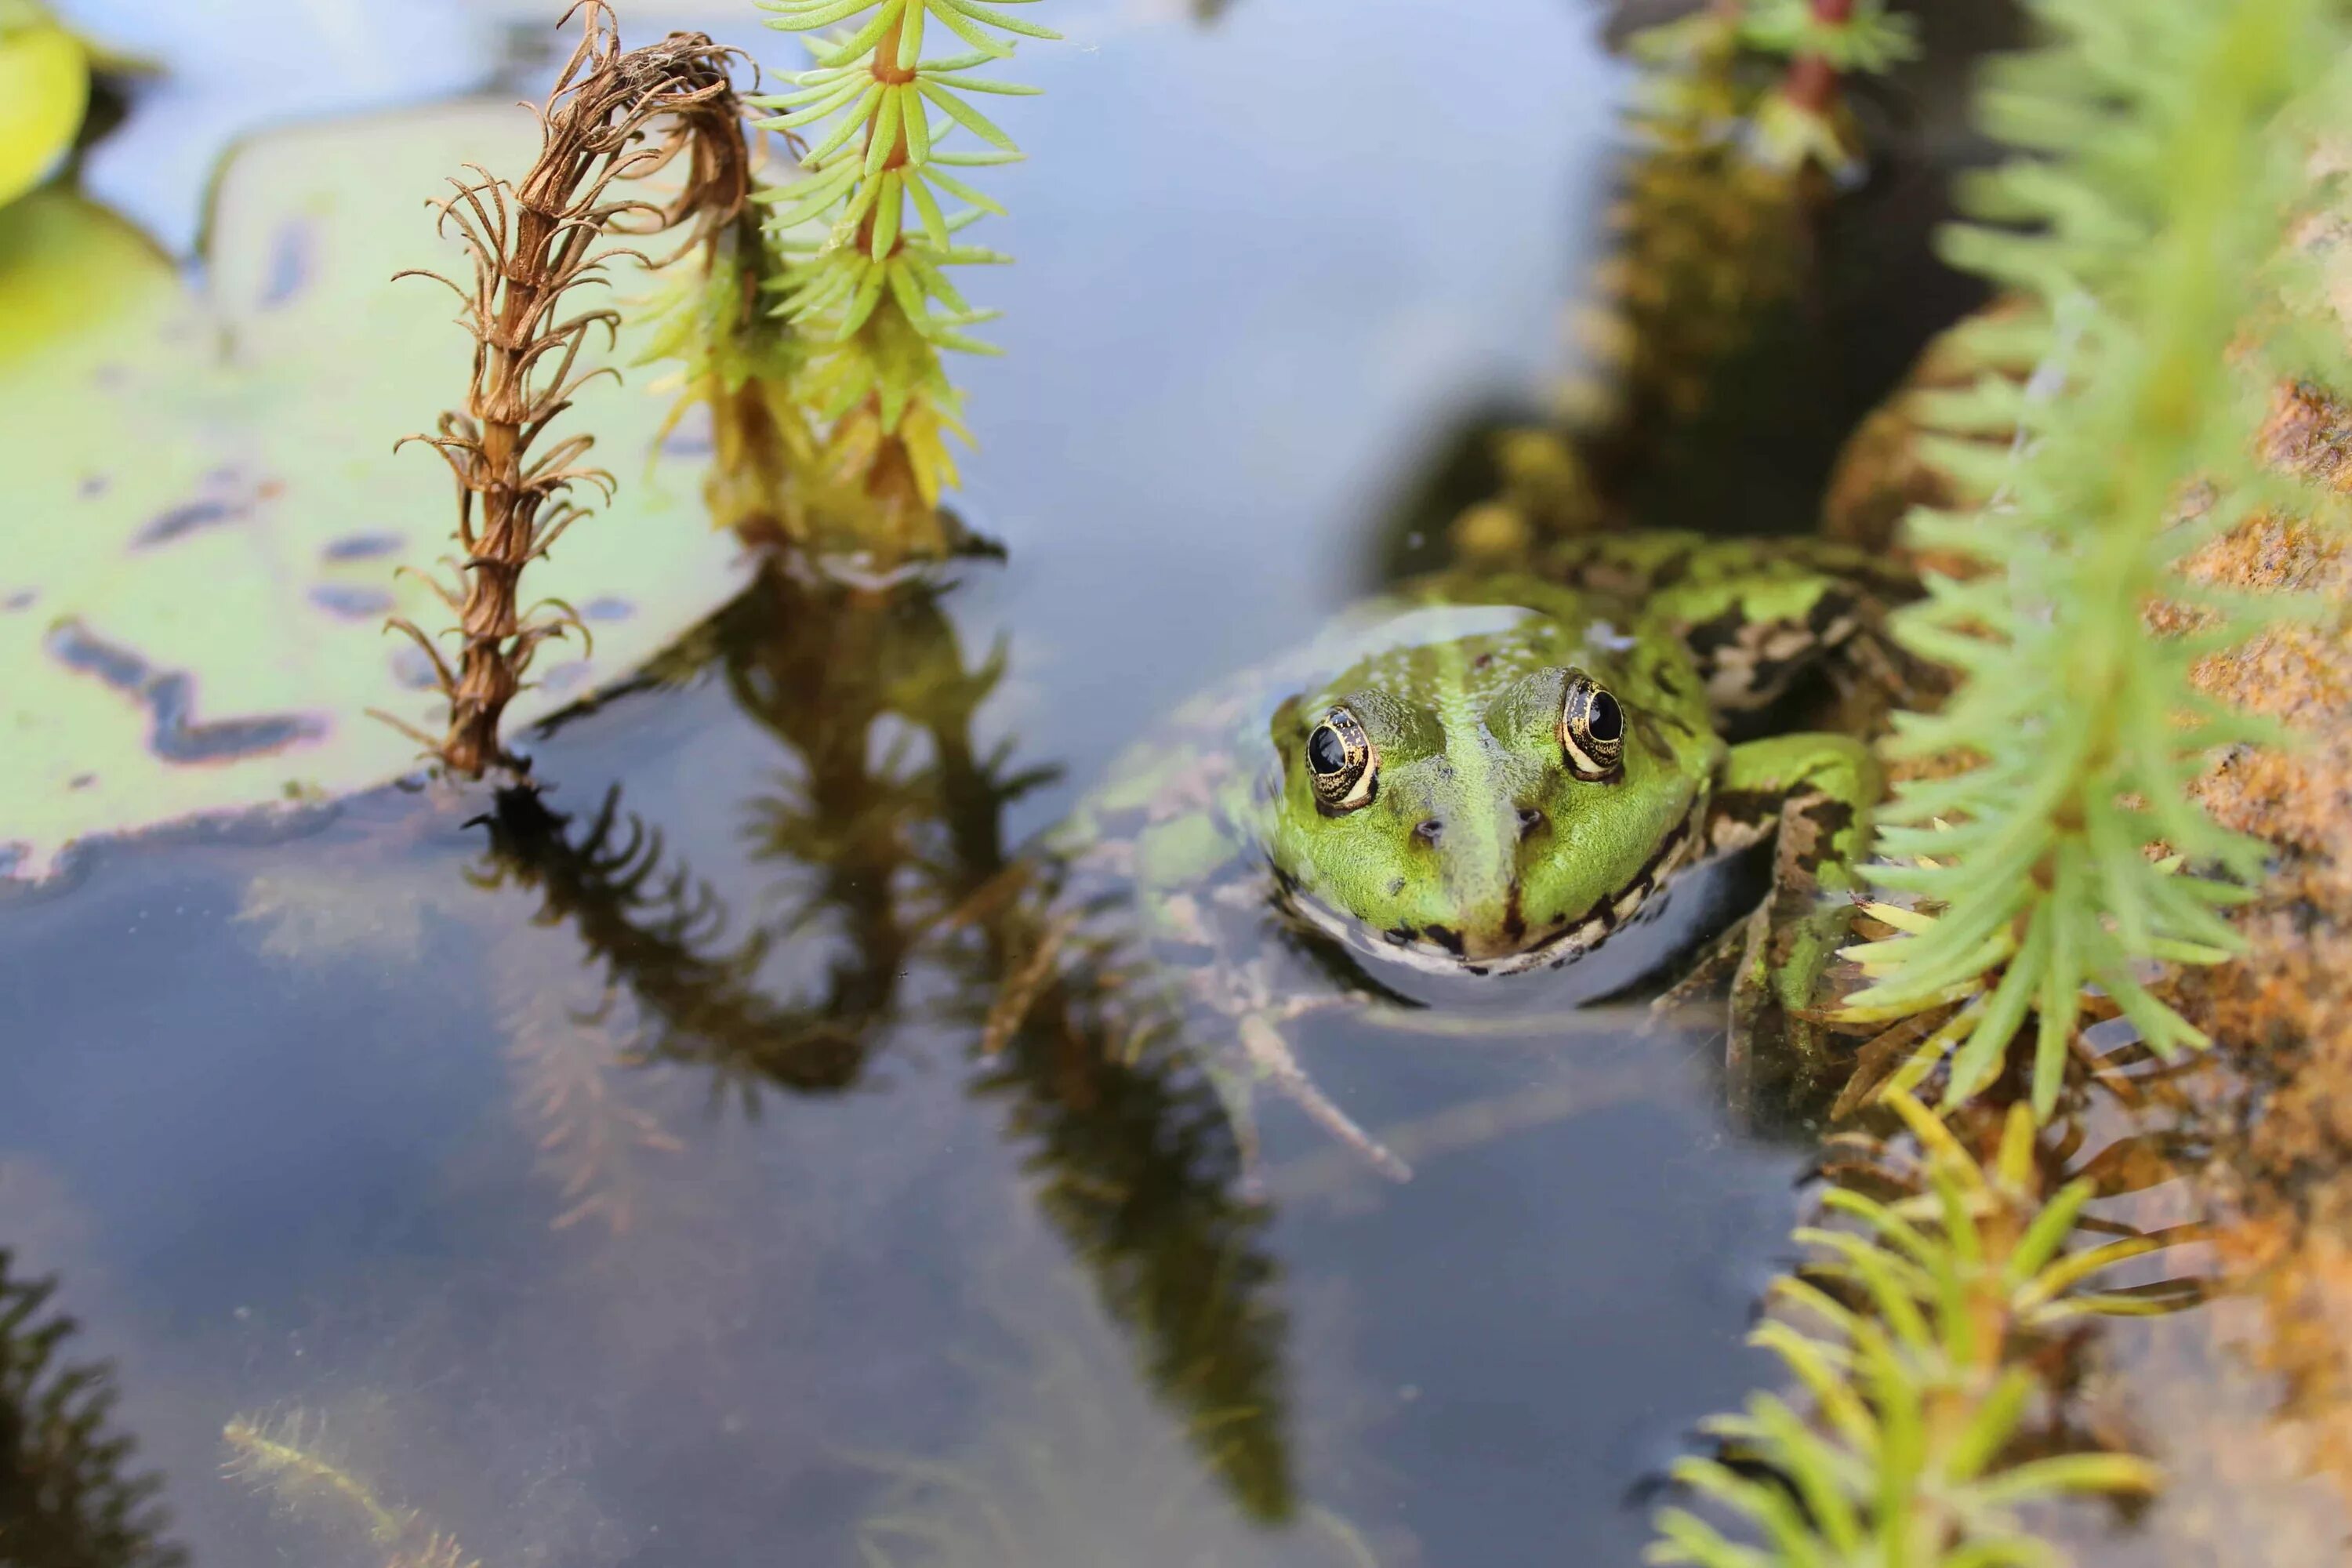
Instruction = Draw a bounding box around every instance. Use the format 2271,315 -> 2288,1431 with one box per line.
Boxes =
387,1 -> 752,777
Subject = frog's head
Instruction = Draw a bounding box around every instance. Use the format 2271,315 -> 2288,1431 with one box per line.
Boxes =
1264,654 -> 1703,976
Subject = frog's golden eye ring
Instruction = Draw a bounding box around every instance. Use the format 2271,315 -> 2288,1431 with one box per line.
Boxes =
1306,706 -> 1378,812
1559,673 -> 1624,781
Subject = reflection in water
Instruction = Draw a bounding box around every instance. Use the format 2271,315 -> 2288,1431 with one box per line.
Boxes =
470,555 -> 1302,1526
0,1251 -> 180,1568
847,1279 -> 1372,1568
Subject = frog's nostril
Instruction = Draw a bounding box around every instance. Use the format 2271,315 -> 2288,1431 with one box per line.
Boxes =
1517,808 -> 1545,837
1414,818 -> 1444,844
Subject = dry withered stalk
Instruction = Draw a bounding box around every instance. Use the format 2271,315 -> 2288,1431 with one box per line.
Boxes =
383,1 -> 753,777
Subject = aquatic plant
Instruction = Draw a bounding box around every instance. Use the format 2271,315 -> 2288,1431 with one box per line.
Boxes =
0,1251 -> 183,1568
387,2 -> 753,777
1648,1092 -> 2185,1567
1497,0 -> 1911,560
222,1410 -> 408,1548
222,1410 -> 482,1568
742,0 -> 1057,536
1831,0 -> 2352,1116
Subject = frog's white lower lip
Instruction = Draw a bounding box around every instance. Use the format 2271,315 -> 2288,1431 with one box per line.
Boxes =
1279,814 -> 1706,979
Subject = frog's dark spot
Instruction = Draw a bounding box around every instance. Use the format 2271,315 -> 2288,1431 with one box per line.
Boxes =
1384,924 -> 1417,947
1654,667 -> 1684,699
46,618 -> 324,764
1423,924 -> 1466,956
1517,807 -> 1545,838
1798,797 -> 1857,843
1808,590 -> 1860,637
1712,789 -> 1780,828
1502,880 -> 1526,942
1387,877 -> 1406,898
1683,605 -> 1747,659
1467,964 -> 1490,978
1414,818 -> 1443,844
1472,652 -> 1494,670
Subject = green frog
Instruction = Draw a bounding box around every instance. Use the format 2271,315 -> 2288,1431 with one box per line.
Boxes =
1042,532 -> 1908,1181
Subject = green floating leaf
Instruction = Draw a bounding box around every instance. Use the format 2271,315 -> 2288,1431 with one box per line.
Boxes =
0,103 -> 746,881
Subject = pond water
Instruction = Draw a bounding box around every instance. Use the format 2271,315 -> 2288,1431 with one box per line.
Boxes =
0,2 -> 2158,1566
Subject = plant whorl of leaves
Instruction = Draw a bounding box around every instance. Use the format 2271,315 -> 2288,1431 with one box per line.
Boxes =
0,1253 -> 183,1568
749,0 -> 1055,508
1648,1094 -> 2176,1568
1835,0 -> 2352,1118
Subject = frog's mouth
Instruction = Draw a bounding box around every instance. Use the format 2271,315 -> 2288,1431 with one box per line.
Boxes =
1278,812 -> 1708,979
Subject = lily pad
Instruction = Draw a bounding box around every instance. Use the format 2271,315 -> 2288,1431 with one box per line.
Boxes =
0,4 -> 85,210
0,103 -> 748,880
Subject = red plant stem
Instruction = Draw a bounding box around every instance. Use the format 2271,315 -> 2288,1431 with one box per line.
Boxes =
1782,0 -> 1853,120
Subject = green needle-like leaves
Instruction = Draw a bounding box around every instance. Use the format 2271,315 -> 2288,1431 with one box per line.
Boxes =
1834,0 -> 2352,1119
752,0 -> 1055,506
1648,1095 -> 2177,1567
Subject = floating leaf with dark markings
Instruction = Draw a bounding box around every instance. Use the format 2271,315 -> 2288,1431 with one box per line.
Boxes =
0,102 -> 747,880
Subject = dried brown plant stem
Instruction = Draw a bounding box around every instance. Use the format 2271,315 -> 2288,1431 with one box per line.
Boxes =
385,1 -> 753,778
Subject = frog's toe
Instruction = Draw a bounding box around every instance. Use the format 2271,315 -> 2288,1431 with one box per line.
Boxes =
1237,1014 -> 1413,1183
1724,895 -> 1860,1120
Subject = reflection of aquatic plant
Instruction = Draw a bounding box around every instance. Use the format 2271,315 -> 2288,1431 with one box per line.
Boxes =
222,1410 -> 481,1568
469,783 -> 869,1098
385,2 -> 752,777
971,927 -> 1296,1526
1649,1091 -> 2195,1566
0,1250 -> 182,1568
1834,0 -> 2352,1116
848,1287 -> 1370,1566
492,927 -> 683,1236
747,0 -> 1057,532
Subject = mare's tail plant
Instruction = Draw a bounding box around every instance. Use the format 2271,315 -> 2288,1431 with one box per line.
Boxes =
740,0 -> 1056,554
384,2 -> 752,778
1649,1093 -> 2188,1566
1508,0 -> 1911,552
1835,0 -> 2352,1116
222,1410 -> 483,1568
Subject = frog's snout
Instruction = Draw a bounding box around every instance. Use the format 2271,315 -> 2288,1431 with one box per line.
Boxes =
1411,800 -> 1545,961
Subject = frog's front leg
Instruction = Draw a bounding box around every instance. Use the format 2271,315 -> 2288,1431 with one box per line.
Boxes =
1708,732 -> 1878,1116
1233,1011 -> 1413,1185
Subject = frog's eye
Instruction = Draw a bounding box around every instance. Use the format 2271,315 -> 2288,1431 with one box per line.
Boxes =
1305,706 -> 1378,813
1558,673 -> 1624,781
